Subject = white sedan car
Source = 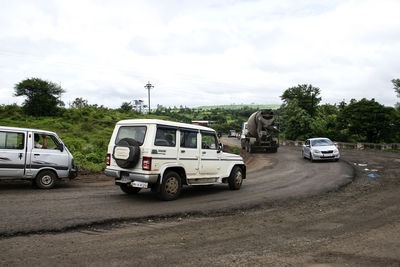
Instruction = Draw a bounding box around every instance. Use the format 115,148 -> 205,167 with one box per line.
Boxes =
302,138 -> 340,162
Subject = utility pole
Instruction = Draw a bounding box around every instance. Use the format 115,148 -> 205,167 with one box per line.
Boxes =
144,81 -> 154,114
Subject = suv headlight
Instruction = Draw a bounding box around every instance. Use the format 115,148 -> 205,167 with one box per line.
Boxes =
313,149 -> 321,153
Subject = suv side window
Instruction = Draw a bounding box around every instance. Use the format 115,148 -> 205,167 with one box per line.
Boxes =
180,130 -> 197,149
201,132 -> 217,150
0,131 -> 25,150
155,127 -> 176,147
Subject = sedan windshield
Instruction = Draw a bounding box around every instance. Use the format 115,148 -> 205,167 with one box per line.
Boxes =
311,139 -> 333,146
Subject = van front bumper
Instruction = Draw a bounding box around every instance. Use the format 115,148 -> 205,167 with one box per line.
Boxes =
69,166 -> 78,179
105,169 -> 159,184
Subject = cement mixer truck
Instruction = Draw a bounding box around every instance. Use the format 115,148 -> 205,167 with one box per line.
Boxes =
240,109 -> 279,153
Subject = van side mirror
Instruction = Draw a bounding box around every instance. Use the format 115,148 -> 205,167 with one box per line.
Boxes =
217,143 -> 223,153
58,143 -> 64,152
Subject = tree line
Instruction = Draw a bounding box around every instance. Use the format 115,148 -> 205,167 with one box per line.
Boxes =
280,83 -> 400,143
6,77 -> 400,145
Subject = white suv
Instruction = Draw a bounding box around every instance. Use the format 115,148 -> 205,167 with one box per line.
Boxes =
105,119 -> 246,200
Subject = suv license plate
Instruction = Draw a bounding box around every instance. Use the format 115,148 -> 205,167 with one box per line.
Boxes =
131,181 -> 148,188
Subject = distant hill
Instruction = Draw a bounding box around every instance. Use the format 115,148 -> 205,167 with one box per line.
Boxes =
195,104 -> 281,110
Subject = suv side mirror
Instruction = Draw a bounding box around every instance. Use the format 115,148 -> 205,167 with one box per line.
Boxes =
217,143 -> 223,153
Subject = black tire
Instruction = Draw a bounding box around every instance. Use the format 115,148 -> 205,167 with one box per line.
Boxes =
228,166 -> 243,190
35,170 -> 57,189
302,151 -> 306,159
119,184 -> 141,194
158,171 -> 182,201
246,142 -> 252,153
113,138 -> 140,169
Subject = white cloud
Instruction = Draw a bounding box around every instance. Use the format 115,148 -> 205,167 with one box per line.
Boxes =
0,0 -> 399,109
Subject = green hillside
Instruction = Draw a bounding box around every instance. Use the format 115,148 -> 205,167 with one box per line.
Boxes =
0,104 -> 259,172
0,105 -> 173,172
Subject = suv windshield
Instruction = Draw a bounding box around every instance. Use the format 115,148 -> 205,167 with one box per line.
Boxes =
311,139 -> 333,146
115,126 -> 146,145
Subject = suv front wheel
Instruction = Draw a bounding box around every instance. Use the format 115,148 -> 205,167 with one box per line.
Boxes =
158,171 -> 182,201
228,166 -> 243,190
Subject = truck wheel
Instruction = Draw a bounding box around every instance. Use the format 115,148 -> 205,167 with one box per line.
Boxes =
246,142 -> 252,153
228,166 -> 243,190
113,138 -> 140,169
119,184 -> 141,194
35,170 -> 57,189
158,171 -> 182,201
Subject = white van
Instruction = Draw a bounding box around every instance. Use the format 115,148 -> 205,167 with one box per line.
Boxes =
105,119 -> 246,200
0,126 -> 78,188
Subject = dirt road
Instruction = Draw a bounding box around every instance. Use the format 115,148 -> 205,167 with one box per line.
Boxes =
0,145 -> 399,266
0,146 -> 352,236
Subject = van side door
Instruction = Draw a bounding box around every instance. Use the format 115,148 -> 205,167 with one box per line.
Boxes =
0,130 -> 27,178
30,133 -> 69,177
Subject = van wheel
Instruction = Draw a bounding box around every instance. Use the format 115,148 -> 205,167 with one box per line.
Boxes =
228,166 -> 243,190
119,184 -> 141,194
35,170 -> 57,189
158,171 -> 181,201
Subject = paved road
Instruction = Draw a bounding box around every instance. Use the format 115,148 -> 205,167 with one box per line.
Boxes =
0,145 -> 354,236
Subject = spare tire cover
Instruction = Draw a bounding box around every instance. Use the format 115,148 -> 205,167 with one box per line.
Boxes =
112,138 -> 140,169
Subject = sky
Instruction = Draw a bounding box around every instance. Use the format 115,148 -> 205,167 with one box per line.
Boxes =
0,0 -> 399,109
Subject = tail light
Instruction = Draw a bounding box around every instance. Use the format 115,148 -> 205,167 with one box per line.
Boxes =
142,157 -> 152,171
106,153 -> 111,166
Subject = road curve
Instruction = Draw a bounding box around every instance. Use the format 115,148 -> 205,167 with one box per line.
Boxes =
0,145 -> 354,236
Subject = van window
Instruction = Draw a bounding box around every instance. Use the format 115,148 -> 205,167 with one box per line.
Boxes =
155,128 -> 176,147
201,132 -> 217,150
180,130 -> 197,149
0,131 -> 25,150
116,126 -> 147,145
45,135 -> 61,149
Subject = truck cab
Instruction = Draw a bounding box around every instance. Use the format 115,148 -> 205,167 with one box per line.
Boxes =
0,126 -> 78,188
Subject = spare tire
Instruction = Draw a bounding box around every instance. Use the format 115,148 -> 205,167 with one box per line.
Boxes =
112,138 -> 140,169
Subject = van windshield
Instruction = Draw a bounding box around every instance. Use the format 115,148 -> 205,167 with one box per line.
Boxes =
115,126 -> 146,145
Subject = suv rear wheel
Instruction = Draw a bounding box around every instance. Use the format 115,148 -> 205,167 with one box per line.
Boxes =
119,184 -> 141,194
158,171 -> 182,201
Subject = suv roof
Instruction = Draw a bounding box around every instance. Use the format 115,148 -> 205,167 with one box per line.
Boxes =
116,119 -> 215,132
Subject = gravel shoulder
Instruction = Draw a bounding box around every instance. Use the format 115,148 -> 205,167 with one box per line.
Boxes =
0,147 -> 399,266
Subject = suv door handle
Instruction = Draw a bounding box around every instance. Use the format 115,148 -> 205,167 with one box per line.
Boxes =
202,151 -> 206,154
181,150 -> 185,153
34,154 -> 40,156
